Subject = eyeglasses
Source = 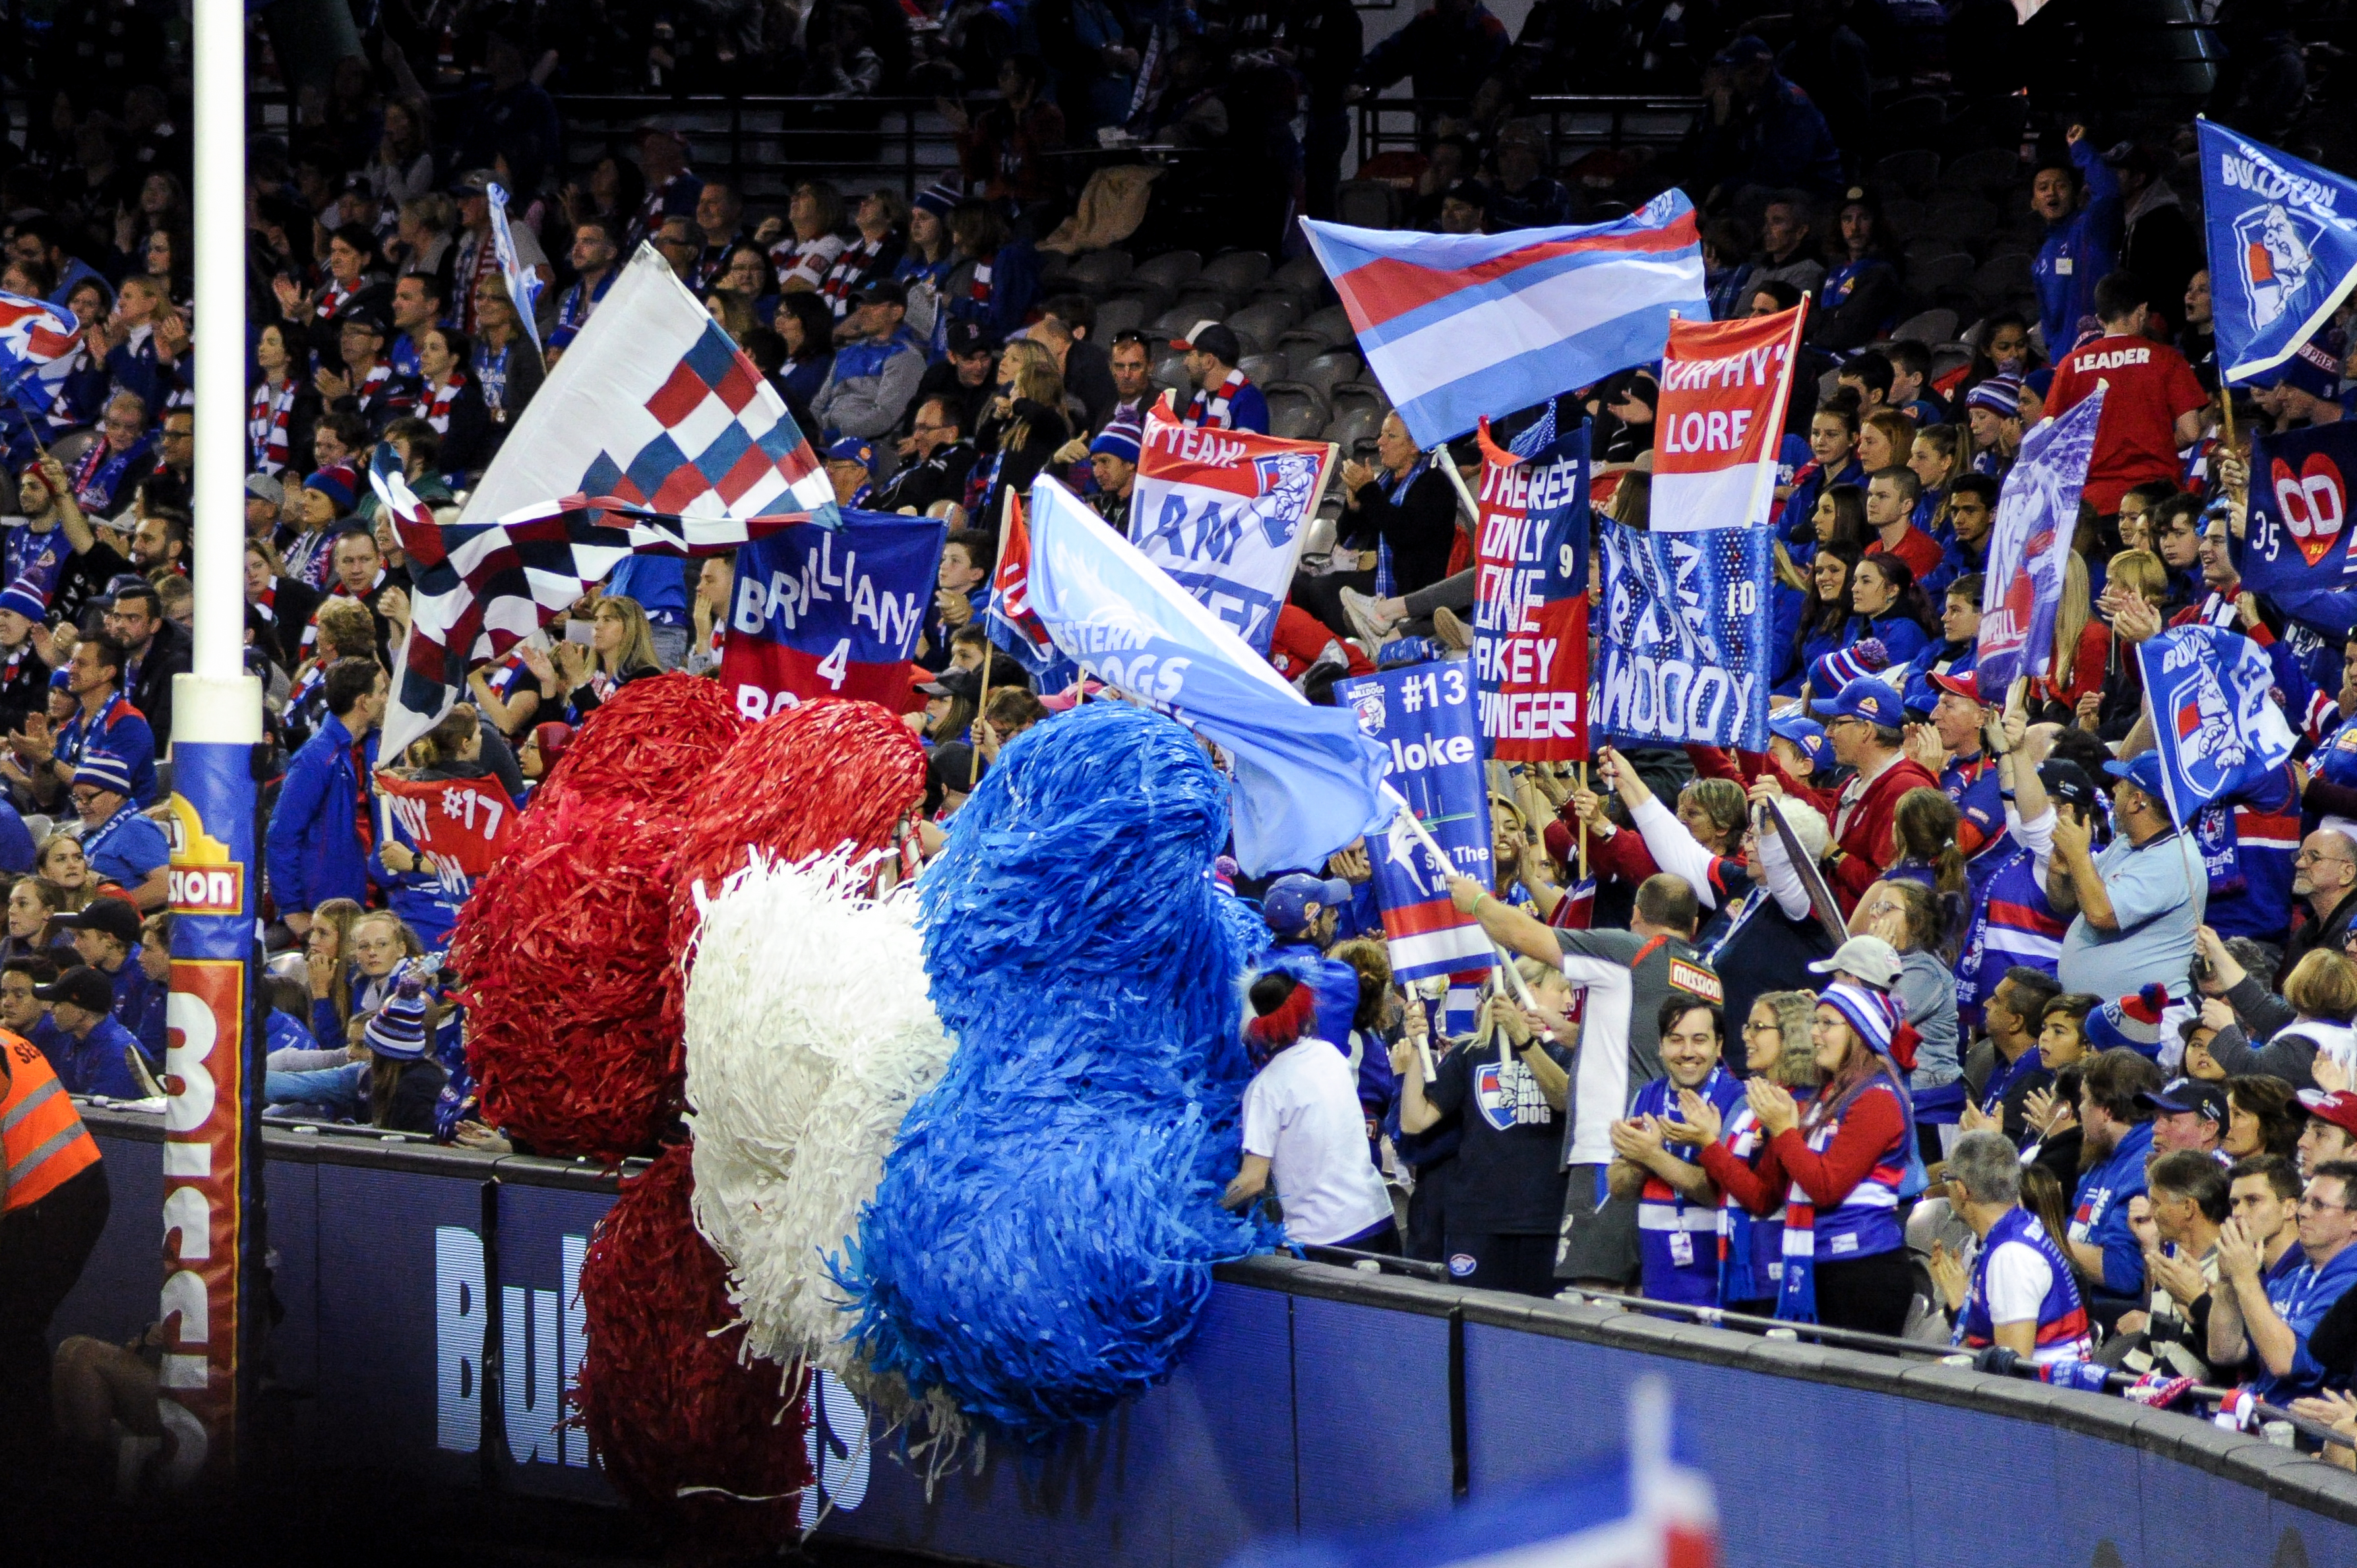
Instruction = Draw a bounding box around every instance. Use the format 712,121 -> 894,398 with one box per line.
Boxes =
1740,1020 -> 1778,1037
2299,1196 -> 2354,1214
2296,849 -> 2354,866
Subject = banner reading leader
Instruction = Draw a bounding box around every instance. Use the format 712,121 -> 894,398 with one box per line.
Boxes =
721,510 -> 946,719
1474,421 -> 1590,761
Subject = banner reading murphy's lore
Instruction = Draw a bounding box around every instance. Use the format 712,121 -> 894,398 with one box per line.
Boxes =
1472,421 -> 1591,762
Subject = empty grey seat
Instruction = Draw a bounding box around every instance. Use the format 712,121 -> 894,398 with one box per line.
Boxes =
1152,350 -> 1192,394
1330,380 -> 1390,420
1872,150 -> 1940,198
1891,308 -> 1957,346
1972,253 -> 2035,305
1131,250 -> 1204,290
1268,253 -> 1329,296
1093,296 -> 1148,340
1227,298 -> 1299,349
1324,405 -> 1384,452
1239,352 -> 1288,389
1295,350 -> 1362,402
1940,146 -> 2024,195
1906,253 -> 1976,294
1266,388 -> 1327,440
1151,304 -> 1211,342
1062,249 -> 1135,291
1293,304 -> 1354,347
1199,250 -> 1272,294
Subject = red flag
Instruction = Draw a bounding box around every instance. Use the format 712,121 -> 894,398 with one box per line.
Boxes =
374,772 -> 520,889
987,491 -> 1056,662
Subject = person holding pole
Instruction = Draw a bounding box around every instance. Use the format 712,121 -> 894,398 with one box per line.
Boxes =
2052,751 -> 2198,998
1448,867 -> 1720,1292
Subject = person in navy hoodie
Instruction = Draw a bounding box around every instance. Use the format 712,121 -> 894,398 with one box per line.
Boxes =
266,658 -> 384,939
1607,996 -> 1746,1306
2031,125 -> 2121,359
1842,555 -> 1929,667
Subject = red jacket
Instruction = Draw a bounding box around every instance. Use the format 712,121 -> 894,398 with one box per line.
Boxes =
1826,752 -> 1940,907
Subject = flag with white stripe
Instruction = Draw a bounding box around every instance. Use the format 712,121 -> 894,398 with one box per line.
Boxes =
1301,193 -> 1708,448
487,181 -> 546,354
0,289 -> 84,413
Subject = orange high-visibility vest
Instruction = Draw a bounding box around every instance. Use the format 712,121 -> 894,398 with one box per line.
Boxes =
1,1031 -> 102,1212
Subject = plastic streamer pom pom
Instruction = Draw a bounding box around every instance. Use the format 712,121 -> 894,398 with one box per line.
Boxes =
683,851 -> 956,1420
573,1143 -> 813,1559
837,702 -> 1277,1443
669,698 -> 927,957
536,671 -> 747,816
450,674 -> 745,1164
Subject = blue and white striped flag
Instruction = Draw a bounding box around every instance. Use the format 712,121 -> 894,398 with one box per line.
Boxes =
1301,193 -> 1708,448
487,181 -> 545,354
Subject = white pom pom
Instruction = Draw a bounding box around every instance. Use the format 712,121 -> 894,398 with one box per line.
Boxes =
683,850 -> 958,1418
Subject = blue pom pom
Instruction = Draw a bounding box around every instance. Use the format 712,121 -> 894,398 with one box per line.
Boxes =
838,704 -> 1279,1438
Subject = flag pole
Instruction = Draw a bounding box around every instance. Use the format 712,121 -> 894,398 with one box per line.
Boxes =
971,488 -> 1013,790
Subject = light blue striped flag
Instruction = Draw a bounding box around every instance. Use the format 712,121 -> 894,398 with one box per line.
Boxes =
1300,192 -> 1708,448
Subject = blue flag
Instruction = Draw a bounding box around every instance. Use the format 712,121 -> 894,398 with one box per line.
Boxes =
487,181 -> 546,355
1974,384 -> 2104,693
2136,624 -> 2298,829
1593,521 -> 1772,750
1334,663 -> 1496,983
2196,120 -> 2357,385
2242,420 -> 2357,602
1024,475 -> 1394,875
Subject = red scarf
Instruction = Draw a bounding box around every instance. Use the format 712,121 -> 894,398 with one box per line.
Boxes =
821,235 -> 885,313
249,378 -> 298,473
1185,369 -> 1247,429
969,256 -> 994,305
423,374 -> 463,433
315,276 -> 358,320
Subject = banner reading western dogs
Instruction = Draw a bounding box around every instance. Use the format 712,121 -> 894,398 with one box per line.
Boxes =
1335,661 -> 1497,982
1472,421 -> 1591,761
1595,521 -> 1772,750
721,510 -> 946,719
1132,403 -> 1337,655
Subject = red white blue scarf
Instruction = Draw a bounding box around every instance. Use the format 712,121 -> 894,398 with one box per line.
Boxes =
1185,369 -> 1247,429
821,236 -> 886,315
249,378 -> 299,473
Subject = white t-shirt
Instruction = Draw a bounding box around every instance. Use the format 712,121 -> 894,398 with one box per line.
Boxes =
1982,1234 -> 2085,1366
1240,1042 -> 1393,1246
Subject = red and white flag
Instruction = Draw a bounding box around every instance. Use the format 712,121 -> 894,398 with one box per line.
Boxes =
1650,304 -> 1808,533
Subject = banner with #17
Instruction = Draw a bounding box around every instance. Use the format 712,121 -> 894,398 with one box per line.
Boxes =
1471,421 -> 1591,762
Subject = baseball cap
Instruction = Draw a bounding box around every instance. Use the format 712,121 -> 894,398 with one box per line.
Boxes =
55,897 -> 141,947
853,278 -> 908,309
2038,758 -> 2098,813
929,742 -> 983,793
1928,669 -> 1984,705
1808,934 -> 1903,990
2103,752 -> 2171,810
826,436 -> 876,469
1440,178 -> 1490,211
1713,34 -> 1774,65
1170,322 -> 1242,365
1263,874 -> 1351,934
2299,1089 -> 2357,1137
1820,677 -> 1906,729
2139,1077 -> 2228,1123
338,304 -> 389,336
448,169 -> 498,196
1767,710 -> 1828,772
914,665 -> 982,701
245,472 -> 285,506
34,965 -> 116,1014
946,320 -> 997,357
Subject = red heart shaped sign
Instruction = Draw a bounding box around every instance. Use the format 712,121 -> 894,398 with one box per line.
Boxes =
2274,453 -> 2348,568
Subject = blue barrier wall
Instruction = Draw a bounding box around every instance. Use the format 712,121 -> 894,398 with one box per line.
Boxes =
51,1111 -> 2357,1567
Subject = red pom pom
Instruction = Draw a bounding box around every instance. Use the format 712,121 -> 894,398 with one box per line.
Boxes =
538,672 -> 747,816
573,1145 -> 812,1557
452,674 -> 745,1163
669,698 -> 929,955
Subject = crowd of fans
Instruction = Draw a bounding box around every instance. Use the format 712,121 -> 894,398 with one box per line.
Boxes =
3,0 -> 2356,1469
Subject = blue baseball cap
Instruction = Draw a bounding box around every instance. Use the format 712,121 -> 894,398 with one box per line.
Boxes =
826,437 -> 874,468
1767,710 -> 1828,771
2103,751 -> 2172,812
1820,677 -> 1906,729
1263,873 -> 1351,934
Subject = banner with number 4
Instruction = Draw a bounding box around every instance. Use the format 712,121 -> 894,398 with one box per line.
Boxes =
719,510 -> 948,719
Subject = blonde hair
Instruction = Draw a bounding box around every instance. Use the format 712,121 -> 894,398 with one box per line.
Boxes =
2052,551 -> 2091,678
2107,547 -> 2168,605
2285,950 -> 2357,1023
593,594 -> 663,678
995,339 -> 1066,456
408,702 -> 481,768
309,896 -> 368,1028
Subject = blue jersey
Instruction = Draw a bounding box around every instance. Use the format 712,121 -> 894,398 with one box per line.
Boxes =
1630,1067 -> 1742,1306
2033,137 -> 2121,357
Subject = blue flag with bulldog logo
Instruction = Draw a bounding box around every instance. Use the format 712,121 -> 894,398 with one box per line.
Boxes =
2136,624 -> 2298,828
2197,120 -> 2357,385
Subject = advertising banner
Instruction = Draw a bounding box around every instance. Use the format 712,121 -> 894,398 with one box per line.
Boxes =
721,510 -> 947,719
160,739 -> 260,1481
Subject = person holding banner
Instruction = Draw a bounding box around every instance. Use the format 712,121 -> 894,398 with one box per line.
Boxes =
2052,753 -> 2197,999
1788,678 -> 1938,911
